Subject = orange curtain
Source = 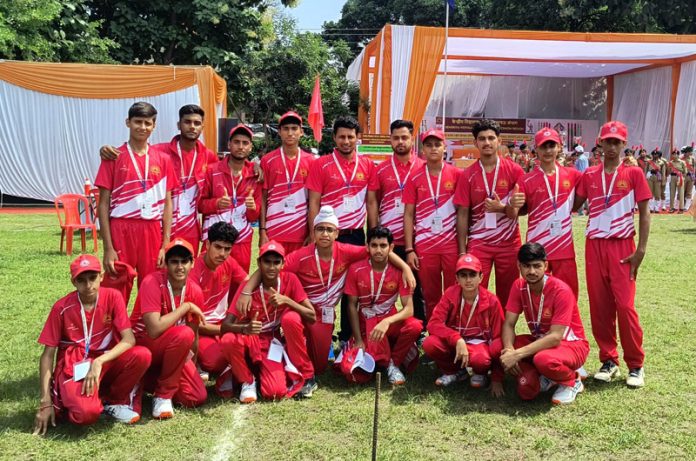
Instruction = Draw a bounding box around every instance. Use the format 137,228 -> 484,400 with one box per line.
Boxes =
378,25 -> 393,134
670,63 -> 682,149
402,27 -> 446,132
0,62 -> 227,153
606,75 -> 614,122
359,34 -> 380,132
369,30 -> 384,134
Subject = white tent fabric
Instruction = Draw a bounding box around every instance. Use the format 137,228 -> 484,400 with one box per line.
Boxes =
389,25 -> 415,122
673,61 -> 696,148
439,60 -> 642,78
612,66 -> 672,152
346,48 -> 364,82
0,81 -> 200,201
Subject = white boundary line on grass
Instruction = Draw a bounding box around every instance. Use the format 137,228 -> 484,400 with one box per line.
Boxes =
211,405 -> 249,461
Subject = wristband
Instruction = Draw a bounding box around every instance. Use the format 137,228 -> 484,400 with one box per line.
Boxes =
259,227 -> 267,231
404,248 -> 415,254
241,291 -> 252,296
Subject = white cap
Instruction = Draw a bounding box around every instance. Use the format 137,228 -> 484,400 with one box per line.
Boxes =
313,205 -> 339,228
574,145 -> 584,153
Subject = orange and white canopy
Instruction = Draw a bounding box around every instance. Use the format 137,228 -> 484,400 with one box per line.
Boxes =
0,62 -> 226,201
350,25 -> 696,150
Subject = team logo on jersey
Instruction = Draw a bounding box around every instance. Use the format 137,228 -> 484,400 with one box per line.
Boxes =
498,179 -> 509,189
336,263 -> 346,274
542,308 -> 552,319
103,313 -> 112,325
357,280 -> 368,289
562,179 -> 571,190
150,166 -> 161,176
444,181 -> 455,191
202,164 -> 208,173
617,179 -> 629,190
385,281 -> 398,291
356,172 -> 365,181
221,274 -> 229,284
300,168 -> 309,177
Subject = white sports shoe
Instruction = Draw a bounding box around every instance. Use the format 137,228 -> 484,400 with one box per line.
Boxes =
103,404 -> 140,424
239,381 -> 258,404
551,378 -> 584,405
470,374 -> 487,389
594,361 -> 621,382
539,375 -> 557,393
435,370 -> 468,387
387,361 -> 406,385
152,397 -> 174,419
576,366 -> 588,381
626,368 -> 645,388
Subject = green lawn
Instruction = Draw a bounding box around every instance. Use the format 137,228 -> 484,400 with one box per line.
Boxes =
1,212 -> 695,460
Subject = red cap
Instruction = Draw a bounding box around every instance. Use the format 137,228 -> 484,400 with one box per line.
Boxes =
338,346 -> 375,384
279,111 -> 303,126
456,253 -> 482,273
259,240 -> 286,259
599,121 -> 628,142
70,254 -> 101,279
228,123 -> 253,140
164,239 -> 194,257
420,129 -> 446,143
534,128 -> 562,147
517,363 -> 541,401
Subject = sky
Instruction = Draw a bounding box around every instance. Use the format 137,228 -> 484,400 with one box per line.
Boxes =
286,0 -> 347,31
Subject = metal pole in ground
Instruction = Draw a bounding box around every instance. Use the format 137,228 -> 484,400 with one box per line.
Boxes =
372,371 -> 381,461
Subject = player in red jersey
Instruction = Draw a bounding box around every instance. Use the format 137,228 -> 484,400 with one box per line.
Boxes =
34,255 -> 150,434
501,243 -> 589,405
99,104 -> 219,256
129,240 -> 208,419
423,253 -> 505,396
455,119 -> 526,307
259,111 -> 315,253
95,102 -> 176,294
199,124 -> 262,272
367,119 -> 426,323
403,129 -> 460,321
344,226 -> 422,385
188,222 -> 247,382
220,241 -> 316,402
573,121 -> 651,388
519,128 -> 582,298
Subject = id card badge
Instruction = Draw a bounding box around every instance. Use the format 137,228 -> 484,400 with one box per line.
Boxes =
232,208 -> 245,230
140,190 -> 156,219
178,187 -> 196,216
283,197 -> 295,214
549,217 -> 562,237
73,359 -> 91,382
394,197 -> 404,213
598,212 -> 612,232
321,306 -> 335,324
431,215 -> 444,234
484,212 -> 497,229
343,195 -> 356,212
267,338 -> 284,363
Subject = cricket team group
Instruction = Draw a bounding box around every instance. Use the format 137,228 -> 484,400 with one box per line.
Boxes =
33,101 -> 652,434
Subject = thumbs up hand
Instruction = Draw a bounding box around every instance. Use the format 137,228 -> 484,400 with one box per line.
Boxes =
247,311 -> 262,336
484,191 -> 504,213
509,183 -> 526,209
268,286 -> 287,307
244,188 -> 256,211
218,187 -> 232,209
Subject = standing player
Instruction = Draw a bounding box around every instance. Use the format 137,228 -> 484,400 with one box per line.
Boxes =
199,124 -> 261,272
344,226 -> 422,385
646,149 -> 665,213
259,111 -> 315,252
573,120 -> 651,388
501,243 -> 589,405
306,116 -> 378,342
683,145 -> 695,210
129,239 -> 208,418
519,128 -> 581,298
423,253 -> 505,395
220,241 -> 316,402
403,129 -> 460,321
95,102 -> 176,292
34,255 -> 151,434
367,119 -> 426,322
455,119 -> 526,307
188,222 -> 247,379
668,148 -> 687,213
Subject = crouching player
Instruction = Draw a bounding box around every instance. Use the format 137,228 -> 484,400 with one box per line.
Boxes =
34,255 -> 151,434
344,226 -> 422,385
423,253 -> 505,396
220,241 -> 316,403
130,240 -> 208,419
501,242 -> 589,405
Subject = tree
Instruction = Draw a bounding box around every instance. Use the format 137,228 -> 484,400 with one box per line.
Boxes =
0,0 -> 114,62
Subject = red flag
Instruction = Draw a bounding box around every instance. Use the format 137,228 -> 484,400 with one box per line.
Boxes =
308,76 -> 324,142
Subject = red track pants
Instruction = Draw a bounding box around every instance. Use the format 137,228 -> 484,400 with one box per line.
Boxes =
359,316 -> 423,368
197,335 -> 228,375
547,258 -> 579,300
111,218 -> 162,288
419,250 -> 458,321
422,335 -> 504,381
469,241 -> 520,307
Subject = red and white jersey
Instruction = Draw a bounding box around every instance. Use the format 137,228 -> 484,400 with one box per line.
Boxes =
519,164 -> 581,260
454,157 -> 524,249
261,148 -> 314,243
283,242 -> 367,309
188,254 -> 247,324
402,162 -> 460,254
306,150 -> 378,230
576,164 -> 651,239
427,285 -> 503,346
506,276 -> 586,342
344,260 -> 411,319
198,156 -> 261,243
130,271 -> 205,336
155,136 -> 218,239
374,154 -> 424,246
228,272 -> 308,335
95,143 -> 177,220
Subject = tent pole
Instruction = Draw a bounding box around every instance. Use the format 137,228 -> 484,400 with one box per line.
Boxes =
442,2 -> 449,138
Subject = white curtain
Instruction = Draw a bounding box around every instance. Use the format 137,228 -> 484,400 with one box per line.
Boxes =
389,25 -> 415,123
0,81 -> 201,201
613,66 -> 672,152
673,61 -> 696,148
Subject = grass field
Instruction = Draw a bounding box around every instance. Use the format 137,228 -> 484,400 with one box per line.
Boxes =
1,212 -> 695,460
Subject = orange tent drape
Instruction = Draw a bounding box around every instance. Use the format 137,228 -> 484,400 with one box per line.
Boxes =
359,34 -> 381,132
377,25 -> 393,134
0,62 -> 227,153
402,27 -> 446,132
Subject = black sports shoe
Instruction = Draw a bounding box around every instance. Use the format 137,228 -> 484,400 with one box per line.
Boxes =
296,377 -> 318,399
593,360 -> 620,382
